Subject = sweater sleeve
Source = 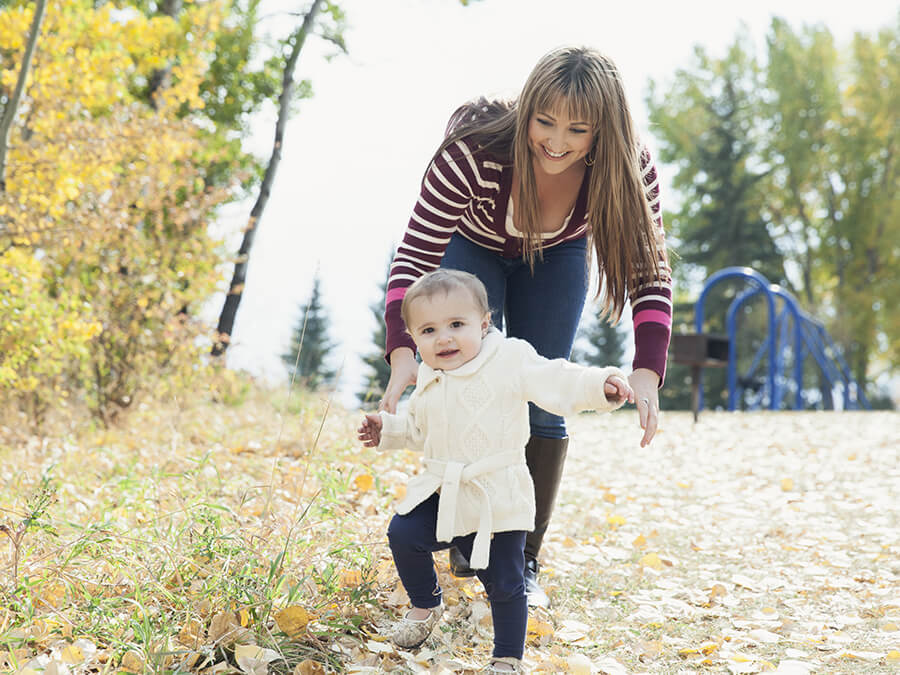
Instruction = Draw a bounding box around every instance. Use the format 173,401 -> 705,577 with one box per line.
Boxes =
377,398 -> 426,452
630,145 -> 673,385
513,340 -> 629,417
384,140 -> 478,361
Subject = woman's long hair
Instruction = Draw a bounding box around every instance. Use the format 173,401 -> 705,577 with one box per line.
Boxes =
428,46 -> 664,321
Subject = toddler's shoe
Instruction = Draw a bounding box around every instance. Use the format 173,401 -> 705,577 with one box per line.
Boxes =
485,657 -> 521,673
391,603 -> 443,649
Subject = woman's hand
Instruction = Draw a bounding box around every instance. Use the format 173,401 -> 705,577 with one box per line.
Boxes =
357,413 -> 383,447
380,347 -> 418,413
629,368 -> 661,447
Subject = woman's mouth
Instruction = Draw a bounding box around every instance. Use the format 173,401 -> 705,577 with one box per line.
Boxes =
542,145 -> 568,160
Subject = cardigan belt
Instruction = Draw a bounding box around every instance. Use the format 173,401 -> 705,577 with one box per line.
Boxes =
426,450 -> 524,570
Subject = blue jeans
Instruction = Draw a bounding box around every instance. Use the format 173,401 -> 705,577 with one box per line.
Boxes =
388,493 -> 527,659
441,233 -> 589,438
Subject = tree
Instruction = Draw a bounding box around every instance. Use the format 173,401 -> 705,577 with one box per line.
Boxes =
647,32 -> 786,294
0,1 -> 228,423
357,253 -> 393,406
646,17 -> 899,402
212,0 -> 346,355
762,17 -> 899,387
0,0 -> 45,191
573,314 -> 626,369
282,273 -> 336,389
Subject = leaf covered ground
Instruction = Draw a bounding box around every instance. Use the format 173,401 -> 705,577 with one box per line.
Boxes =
0,386 -> 897,674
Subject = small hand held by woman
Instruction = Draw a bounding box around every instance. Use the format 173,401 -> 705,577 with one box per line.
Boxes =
603,375 -> 634,405
380,347 -> 419,414
628,368 -> 661,447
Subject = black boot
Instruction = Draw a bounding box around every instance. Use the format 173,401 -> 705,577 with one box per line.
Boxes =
524,436 -> 569,608
448,545 -> 476,578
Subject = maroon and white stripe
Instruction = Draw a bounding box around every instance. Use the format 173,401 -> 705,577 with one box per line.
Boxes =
385,138 -> 673,381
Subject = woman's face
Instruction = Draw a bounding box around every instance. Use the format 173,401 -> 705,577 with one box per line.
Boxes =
527,102 -> 593,176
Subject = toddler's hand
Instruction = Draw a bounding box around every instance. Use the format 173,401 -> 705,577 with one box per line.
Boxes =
357,413 -> 383,448
604,375 -> 634,404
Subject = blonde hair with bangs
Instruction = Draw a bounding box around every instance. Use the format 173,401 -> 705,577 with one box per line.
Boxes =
435,46 -> 665,322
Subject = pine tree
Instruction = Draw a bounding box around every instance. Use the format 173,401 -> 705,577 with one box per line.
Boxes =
573,315 -> 626,369
282,274 -> 336,389
357,255 -> 393,406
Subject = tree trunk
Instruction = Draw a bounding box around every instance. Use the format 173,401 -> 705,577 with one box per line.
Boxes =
0,0 -> 47,193
211,0 -> 325,356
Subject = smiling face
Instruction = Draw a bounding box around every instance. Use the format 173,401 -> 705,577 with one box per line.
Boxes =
406,287 -> 491,371
527,103 -> 594,176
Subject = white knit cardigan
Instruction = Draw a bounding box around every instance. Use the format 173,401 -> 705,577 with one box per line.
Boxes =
378,329 -> 626,569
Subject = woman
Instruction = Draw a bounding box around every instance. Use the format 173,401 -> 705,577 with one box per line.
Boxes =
379,46 -> 672,608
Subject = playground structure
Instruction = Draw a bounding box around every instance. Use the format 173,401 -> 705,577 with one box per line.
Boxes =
672,266 -> 870,417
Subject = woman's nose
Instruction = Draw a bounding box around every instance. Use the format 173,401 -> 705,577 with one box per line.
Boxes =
547,130 -> 565,150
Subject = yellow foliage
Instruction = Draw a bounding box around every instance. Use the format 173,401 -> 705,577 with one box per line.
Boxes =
0,0 -> 231,423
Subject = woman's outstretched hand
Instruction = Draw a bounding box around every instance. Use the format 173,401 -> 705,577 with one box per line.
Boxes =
380,347 -> 418,413
629,368 -> 661,447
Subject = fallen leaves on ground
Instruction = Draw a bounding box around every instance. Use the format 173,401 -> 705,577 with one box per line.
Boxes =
1,394 -> 897,673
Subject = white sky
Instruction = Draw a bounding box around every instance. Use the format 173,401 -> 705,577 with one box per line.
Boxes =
206,0 -> 896,406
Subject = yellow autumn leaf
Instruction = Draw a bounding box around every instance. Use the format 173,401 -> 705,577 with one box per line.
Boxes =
238,607 -> 250,627
339,569 -> 363,587
639,552 -> 664,570
294,660 -> 327,675
602,492 -> 616,503
354,473 -> 375,492
526,617 -> 554,642
885,650 -> 900,662
881,622 -> 898,631
606,513 -> 626,527
120,650 -> 144,673
781,477 -> 794,491
632,534 -> 647,548
58,644 -> 84,664
275,606 -> 311,638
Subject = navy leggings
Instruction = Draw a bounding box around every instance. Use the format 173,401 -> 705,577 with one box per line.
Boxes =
387,493 -> 527,659
440,233 -> 589,439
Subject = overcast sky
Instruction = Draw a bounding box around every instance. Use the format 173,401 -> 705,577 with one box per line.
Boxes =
204,0 -> 896,406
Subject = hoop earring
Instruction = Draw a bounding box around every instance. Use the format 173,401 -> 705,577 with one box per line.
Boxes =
584,151 -> 595,167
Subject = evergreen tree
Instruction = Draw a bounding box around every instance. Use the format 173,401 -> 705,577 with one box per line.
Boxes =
358,255 -> 393,406
573,314 -> 626,369
282,274 -> 336,389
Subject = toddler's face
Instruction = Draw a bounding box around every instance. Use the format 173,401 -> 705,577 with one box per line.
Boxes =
406,288 -> 490,371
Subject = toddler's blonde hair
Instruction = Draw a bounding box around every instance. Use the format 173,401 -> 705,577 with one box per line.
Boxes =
400,269 -> 491,328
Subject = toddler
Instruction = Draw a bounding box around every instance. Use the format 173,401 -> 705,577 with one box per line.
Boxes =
358,269 -> 633,673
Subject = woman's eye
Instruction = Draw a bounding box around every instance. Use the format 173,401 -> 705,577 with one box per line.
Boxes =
570,128 -> 588,134
536,118 -> 552,127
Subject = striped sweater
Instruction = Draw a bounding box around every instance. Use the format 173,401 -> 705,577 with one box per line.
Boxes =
385,138 -> 673,380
